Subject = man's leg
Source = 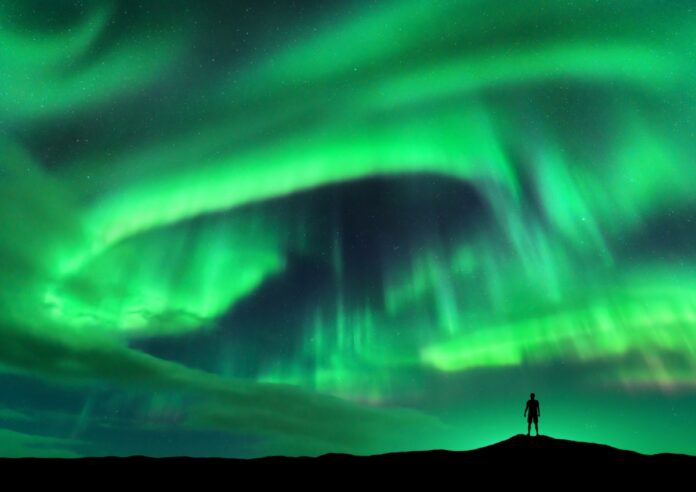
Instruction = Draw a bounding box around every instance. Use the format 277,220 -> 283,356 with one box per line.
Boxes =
527,422 -> 531,436
535,420 -> 539,436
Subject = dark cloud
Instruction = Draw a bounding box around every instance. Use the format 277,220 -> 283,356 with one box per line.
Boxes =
0,317 -> 451,455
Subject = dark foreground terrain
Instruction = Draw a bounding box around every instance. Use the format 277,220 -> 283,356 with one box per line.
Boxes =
2,435 -> 693,482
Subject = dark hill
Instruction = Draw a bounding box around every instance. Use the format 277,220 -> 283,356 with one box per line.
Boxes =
3,435 -> 693,482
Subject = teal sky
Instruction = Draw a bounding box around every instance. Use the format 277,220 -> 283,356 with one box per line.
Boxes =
1,0 -> 695,458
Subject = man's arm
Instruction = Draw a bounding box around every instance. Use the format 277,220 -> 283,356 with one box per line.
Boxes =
524,401 -> 528,416
537,403 -> 540,417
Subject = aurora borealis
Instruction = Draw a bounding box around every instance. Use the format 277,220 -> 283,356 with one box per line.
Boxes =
2,0 -> 696,458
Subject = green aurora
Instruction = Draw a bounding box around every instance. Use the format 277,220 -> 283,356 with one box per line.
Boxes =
1,0 -> 695,457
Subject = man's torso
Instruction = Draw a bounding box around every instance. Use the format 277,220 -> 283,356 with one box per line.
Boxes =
527,400 -> 539,416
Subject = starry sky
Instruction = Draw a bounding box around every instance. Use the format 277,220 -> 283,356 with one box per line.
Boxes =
1,0 -> 696,458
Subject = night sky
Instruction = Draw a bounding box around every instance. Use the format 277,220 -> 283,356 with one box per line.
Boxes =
2,0 -> 696,458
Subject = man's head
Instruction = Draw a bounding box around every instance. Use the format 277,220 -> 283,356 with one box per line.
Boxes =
530,393 -> 535,399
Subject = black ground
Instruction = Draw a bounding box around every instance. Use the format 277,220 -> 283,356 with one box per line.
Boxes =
2,434 -> 693,483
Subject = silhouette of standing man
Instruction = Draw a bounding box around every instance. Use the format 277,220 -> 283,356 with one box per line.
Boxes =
524,393 -> 540,436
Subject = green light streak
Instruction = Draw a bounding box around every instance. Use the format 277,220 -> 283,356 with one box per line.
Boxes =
422,271 -> 696,387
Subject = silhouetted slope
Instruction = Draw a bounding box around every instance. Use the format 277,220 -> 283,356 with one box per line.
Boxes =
3,435 -> 693,480
310,434 -> 693,466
